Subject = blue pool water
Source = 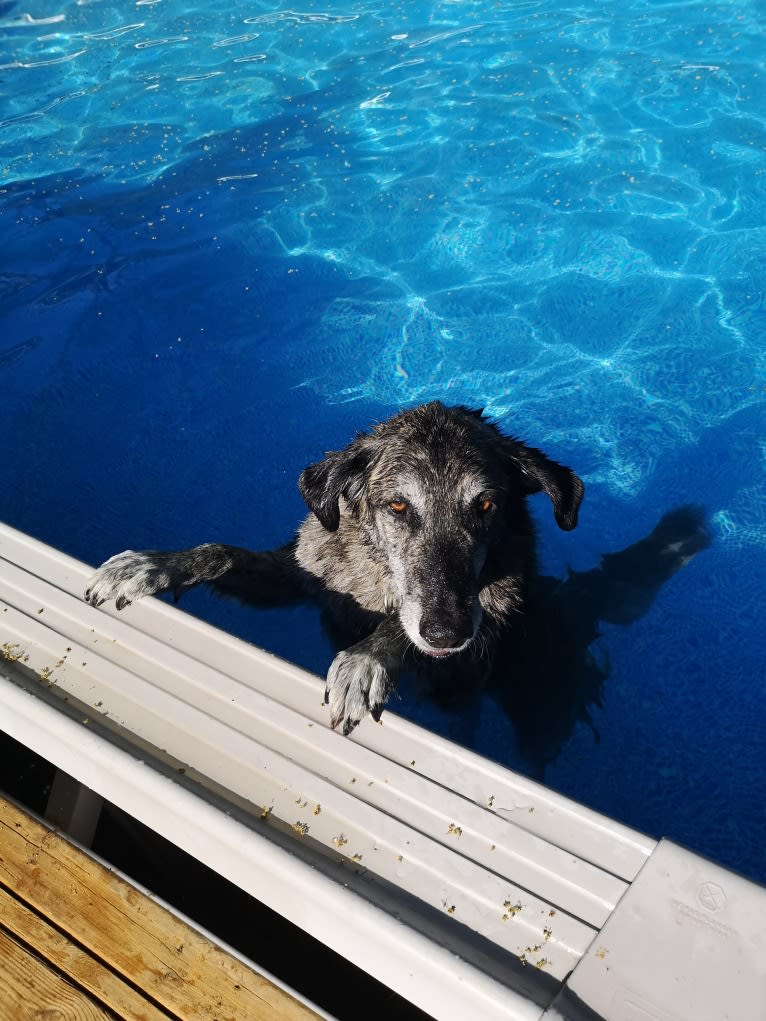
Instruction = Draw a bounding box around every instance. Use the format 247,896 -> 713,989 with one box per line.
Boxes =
1,1 -> 764,884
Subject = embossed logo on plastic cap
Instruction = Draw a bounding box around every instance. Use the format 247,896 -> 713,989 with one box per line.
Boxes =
697,881 -> 726,912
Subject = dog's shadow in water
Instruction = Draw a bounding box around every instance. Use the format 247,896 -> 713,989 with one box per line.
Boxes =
415,505 -> 712,778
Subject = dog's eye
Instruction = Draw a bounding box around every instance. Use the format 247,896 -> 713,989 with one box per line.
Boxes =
388,499 -> 408,514
478,497 -> 495,514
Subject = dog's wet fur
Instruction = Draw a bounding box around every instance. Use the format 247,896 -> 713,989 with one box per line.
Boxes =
85,400 -> 708,747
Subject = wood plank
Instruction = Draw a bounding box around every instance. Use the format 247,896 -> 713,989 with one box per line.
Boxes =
0,797 -> 322,1021
0,888 -> 168,1021
0,926 -> 114,1021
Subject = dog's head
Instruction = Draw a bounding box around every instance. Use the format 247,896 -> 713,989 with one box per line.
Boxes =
299,402 -> 584,658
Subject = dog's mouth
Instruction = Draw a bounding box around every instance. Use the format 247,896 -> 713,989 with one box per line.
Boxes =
418,637 -> 473,659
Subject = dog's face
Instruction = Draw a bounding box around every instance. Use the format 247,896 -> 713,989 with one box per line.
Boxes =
299,402 -> 584,658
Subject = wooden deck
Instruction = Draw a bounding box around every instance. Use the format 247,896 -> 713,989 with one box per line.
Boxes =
0,796 -> 321,1021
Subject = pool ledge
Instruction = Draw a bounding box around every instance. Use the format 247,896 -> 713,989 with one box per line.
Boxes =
1,522 -> 764,1021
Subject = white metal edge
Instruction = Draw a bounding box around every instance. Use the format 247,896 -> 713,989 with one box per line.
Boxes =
0,555 -> 627,928
0,521 -> 655,879
0,675 -> 545,1021
0,601 -> 592,975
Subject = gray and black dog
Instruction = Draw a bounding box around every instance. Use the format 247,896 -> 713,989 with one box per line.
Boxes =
85,401 -> 584,734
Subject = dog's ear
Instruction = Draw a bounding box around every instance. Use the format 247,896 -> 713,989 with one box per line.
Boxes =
298,439 -> 374,532
503,439 -> 584,531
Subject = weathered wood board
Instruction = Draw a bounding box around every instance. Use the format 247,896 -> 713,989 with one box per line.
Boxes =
0,796 -> 322,1021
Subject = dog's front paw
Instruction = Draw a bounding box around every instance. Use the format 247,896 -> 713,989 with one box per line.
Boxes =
84,550 -> 179,610
325,648 -> 394,736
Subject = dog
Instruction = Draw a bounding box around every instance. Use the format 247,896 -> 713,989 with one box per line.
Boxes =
84,401 -> 584,734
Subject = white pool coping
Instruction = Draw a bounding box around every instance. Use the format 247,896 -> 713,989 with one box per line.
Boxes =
2,522 -> 764,1021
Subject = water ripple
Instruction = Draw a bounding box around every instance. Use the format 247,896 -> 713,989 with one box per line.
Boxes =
0,0 -> 764,532
20,48 -> 87,68
134,36 -> 190,50
82,23 -> 145,42
244,11 -> 359,26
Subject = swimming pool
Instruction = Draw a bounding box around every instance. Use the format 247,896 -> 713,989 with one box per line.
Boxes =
1,0 -> 764,884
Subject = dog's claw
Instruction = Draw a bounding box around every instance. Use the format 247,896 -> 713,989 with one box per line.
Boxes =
325,647 -> 394,736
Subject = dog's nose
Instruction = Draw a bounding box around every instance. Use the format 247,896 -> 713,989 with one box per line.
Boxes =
419,618 -> 471,651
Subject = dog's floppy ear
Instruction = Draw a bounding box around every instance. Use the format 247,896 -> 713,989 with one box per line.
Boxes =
298,438 -> 374,532
503,438 -> 584,531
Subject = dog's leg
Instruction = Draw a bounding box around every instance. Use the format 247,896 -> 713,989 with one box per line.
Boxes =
84,541 -> 315,610
558,505 -> 711,628
325,615 -> 408,735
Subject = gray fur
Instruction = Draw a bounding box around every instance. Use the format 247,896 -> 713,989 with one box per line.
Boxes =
85,402 -> 584,734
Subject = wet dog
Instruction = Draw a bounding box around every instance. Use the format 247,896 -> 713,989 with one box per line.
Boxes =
85,401 -> 584,734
